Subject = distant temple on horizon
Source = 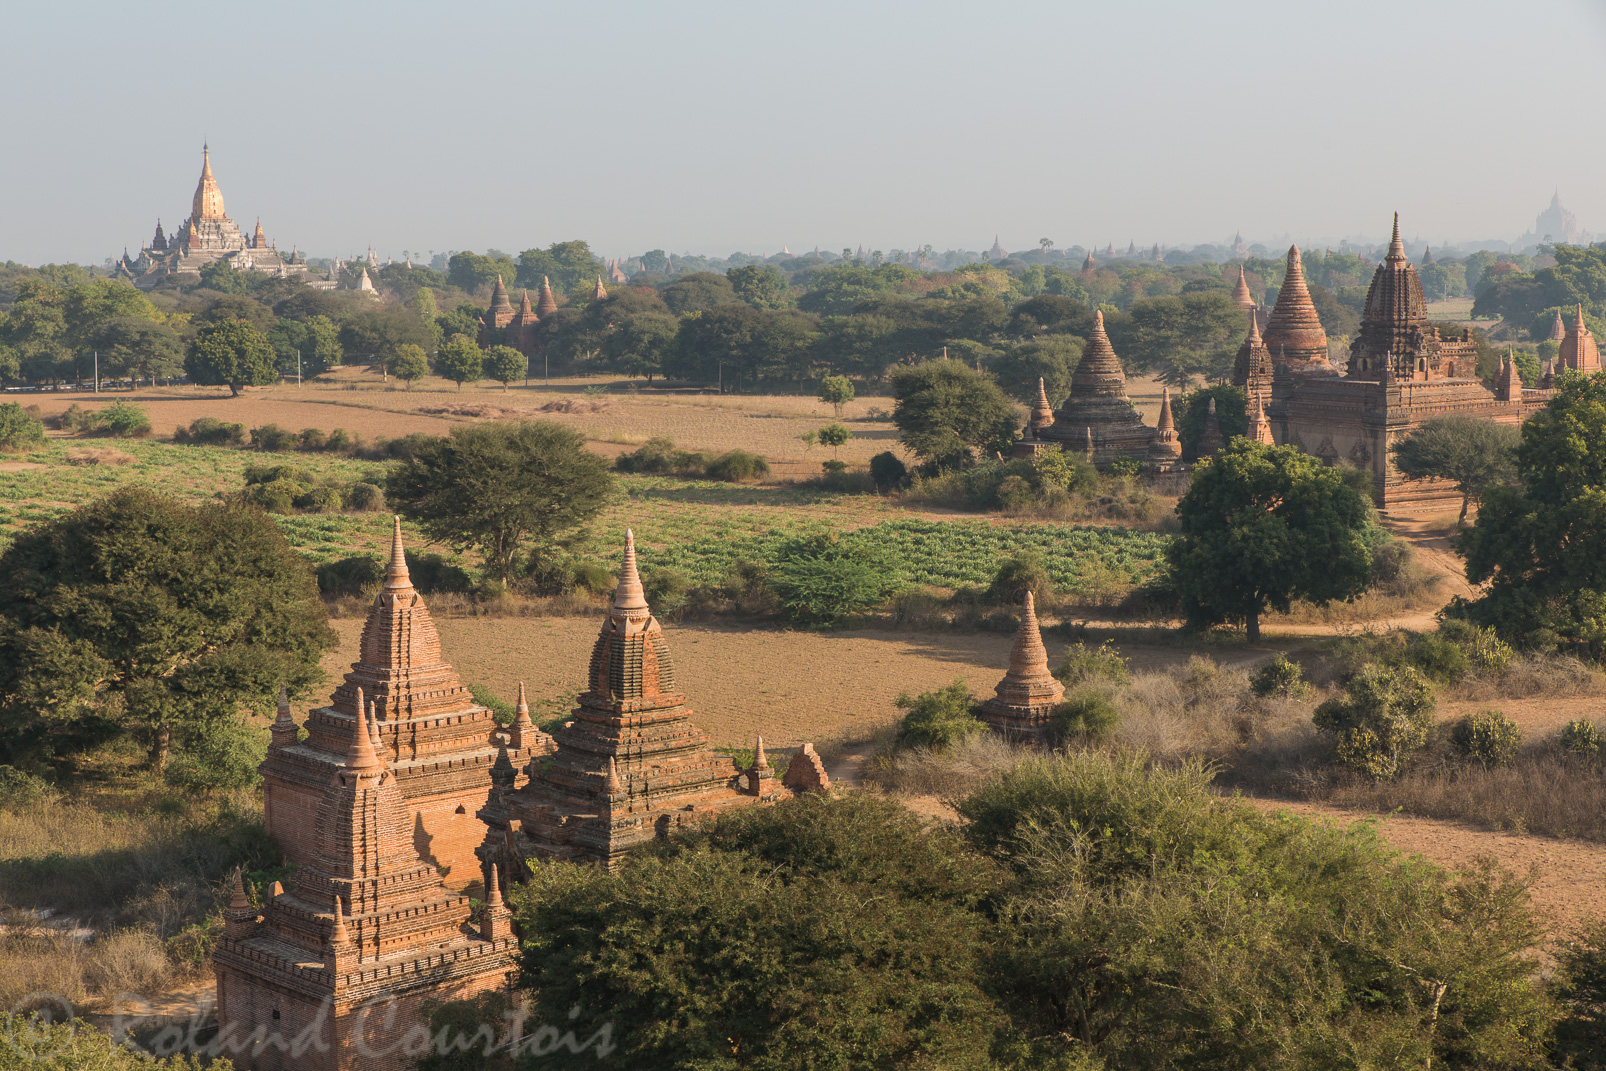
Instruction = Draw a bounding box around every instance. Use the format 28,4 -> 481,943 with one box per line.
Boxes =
120,145 -> 309,288
1517,191 -> 1592,248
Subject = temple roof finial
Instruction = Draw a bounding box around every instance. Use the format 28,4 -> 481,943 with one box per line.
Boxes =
1387,212 -> 1406,262
613,530 -> 650,614
383,516 -> 413,593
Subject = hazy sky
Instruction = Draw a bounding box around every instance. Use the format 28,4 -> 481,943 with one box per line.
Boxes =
3,0 -> 1602,265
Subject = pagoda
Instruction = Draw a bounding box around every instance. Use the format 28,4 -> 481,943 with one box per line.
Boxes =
535,276 -> 560,318
126,145 -> 305,288
261,518 -> 552,888
1559,304 -> 1601,373
479,532 -> 781,876
1231,265 -> 1256,313
1035,310 -> 1157,465
978,593 -> 1064,744
1145,388 -> 1183,472
1260,245 -> 1334,373
1549,309 -> 1568,342
1269,214 -> 1551,511
1232,309 -> 1274,401
215,700 -> 516,1070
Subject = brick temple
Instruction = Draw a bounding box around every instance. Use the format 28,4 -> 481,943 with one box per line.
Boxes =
1262,215 -> 1553,510
215,703 -> 515,1071
261,519 -> 552,888
478,531 -> 819,879
1033,310 -> 1157,464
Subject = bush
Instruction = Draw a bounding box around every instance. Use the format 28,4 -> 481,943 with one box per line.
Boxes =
1397,631 -> 1470,684
315,555 -> 384,597
705,449 -> 770,483
643,567 -> 692,615
1052,686 -> 1119,743
163,718 -> 265,793
616,436 -> 683,475
894,680 -> 987,750
568,559 -> 614,596
987,551 -> 1055,606
468,683 -> 515,726
1250,655 -> 1311,699
346,482 -> 385,511
772,534 -> 899,627
250,423 -> 297,452
174,416 -> 245,446
821,458 -> 847,475
0,402 -> 45,451
405,551 -> 473,594
1106,455 -> 1142,478
870,450 -> 908,492
1053,640 -> 1130,687
89,401 -> 151,438
325,427 -> 355,453
1314,664 -> 1437,779
1437,617 -> 1515,674
297,427 -> 327,451
1560,718 -> 1601,756
1451,709 -> 1521,768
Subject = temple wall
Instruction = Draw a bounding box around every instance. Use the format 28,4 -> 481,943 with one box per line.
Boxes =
217,964 -> 508,1071
411,787 -> 497,889
262,777 -> 322,873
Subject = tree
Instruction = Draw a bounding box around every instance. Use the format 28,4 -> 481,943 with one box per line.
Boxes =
1178,384 -> 1248,459
992,336 -> 1082,405
1313,664 -> 1437,779
772,534 -> 900,626
1455,372 -> 1606,652
92,317 -> 183,385
890,357 -> 1018,470
338,305 -> 432,370
185,319 -> 277,396
387,343 -> 430,389
1168,440 -> 1373,641
817,374 -> 854,416
514,241 -> 604,296
485,344 -> 526,391
0,487 -> 335,768
0,403 -> 44,452
661,272 -> 736,315
447,251 -> 516,294
728,263 -> 791,309
816,422 -> 850,459
196,258 -> 248,294
1390,414 -> 1519,524
0,278 -> 70,385
386,421 -> 613,584
300,314 -> 344,376
62,279 -> 160,352
433,335 -> 484,390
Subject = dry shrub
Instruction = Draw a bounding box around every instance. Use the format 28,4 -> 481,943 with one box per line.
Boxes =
0,925 -> 87,1008
538,398 -> 611,414
866,733 -> 1027,798
416,403 -> 529,419
82,928 -> 174,997
1111,657 -> 1255,760
1325,750 -> 1606,841
65,447 -> 136,465
1455,653 -> 1606,701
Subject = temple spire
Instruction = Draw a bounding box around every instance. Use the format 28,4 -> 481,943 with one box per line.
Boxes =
1386,212 -> 1406,262
604,756 -> 622,795
346,687 -> 382,772
230,868 -> 250,910
536,276 -> 559,318
329,894 -> 350,948
383,516 -> 412,592
753,736 -> 769,772
1156,387 -> 1175,434
613,530 -> 650,615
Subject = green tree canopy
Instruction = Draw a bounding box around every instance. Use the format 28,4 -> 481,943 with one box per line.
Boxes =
337,305 -> 432,369
484,344 -> 527,390
447,251 -> 517,295
185,319 -> 277,396
386,421 -> 613,583
515,240 -> 605,297
1177,384 -> 1248,460
661,272 -> 736,315
433,335 -> 484,390
92,317 -> 183,384
0,487 -> 335,768
387,343 -> 430,388
62,279 -> 160,351
1168,440 -> 1373,641
890,357 -> 1018,470
1391,414 -> 1519,524
992,335 -> 1083,405
727,263 -> 792,309
1455,372 -> 1606,652
817,373 -> 854,416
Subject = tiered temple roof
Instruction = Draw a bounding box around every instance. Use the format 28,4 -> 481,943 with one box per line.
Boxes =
535,276 -> 560,318
978,593 -> 1064,743
1036,310 -> 1156,465
1560,304 -> 1601,373
216,692 -> 515,1068
1347,215 -> 1480,382
1233,309 -> 1274,399
1261,244 -> 1332,371
1146,387 -> 1182,470
1549,309 -> 1567,342
262,518 -> 551,887
481,532 -> 775,872
1231,265 -> 1256,312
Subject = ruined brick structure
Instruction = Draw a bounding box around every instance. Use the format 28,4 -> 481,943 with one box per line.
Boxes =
477,276 -> 546,361
216,703 -> 516,1071
1145,387 -> 1183,472
478,532 -> 788,878
1034,310 -> 1158,465
1559,303 -> 1601,373
123,145 -> 307,287
1265,215 -> 1553,511
1010,378 -> 1058,458
261,519 -> 552,889
978,592 -> 1064,744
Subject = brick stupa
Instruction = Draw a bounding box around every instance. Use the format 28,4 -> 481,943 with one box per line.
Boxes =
1560,303 -> 1601,373
217,703 -> 515,1071
1233,309 -> 1274,401
1261,244 -> 1334,373
1231,265 -> 1256,313
262,518 -> 551,889
1037,310 -> 1156,466
979,592 -> 1064,744
1145,387 -> 1182,471
479,531 -> 777,875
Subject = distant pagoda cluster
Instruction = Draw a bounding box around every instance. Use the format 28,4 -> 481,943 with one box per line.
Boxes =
1013,214 -> 1563,512
230,520 -> 828,1068
121,145 -> 309,288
